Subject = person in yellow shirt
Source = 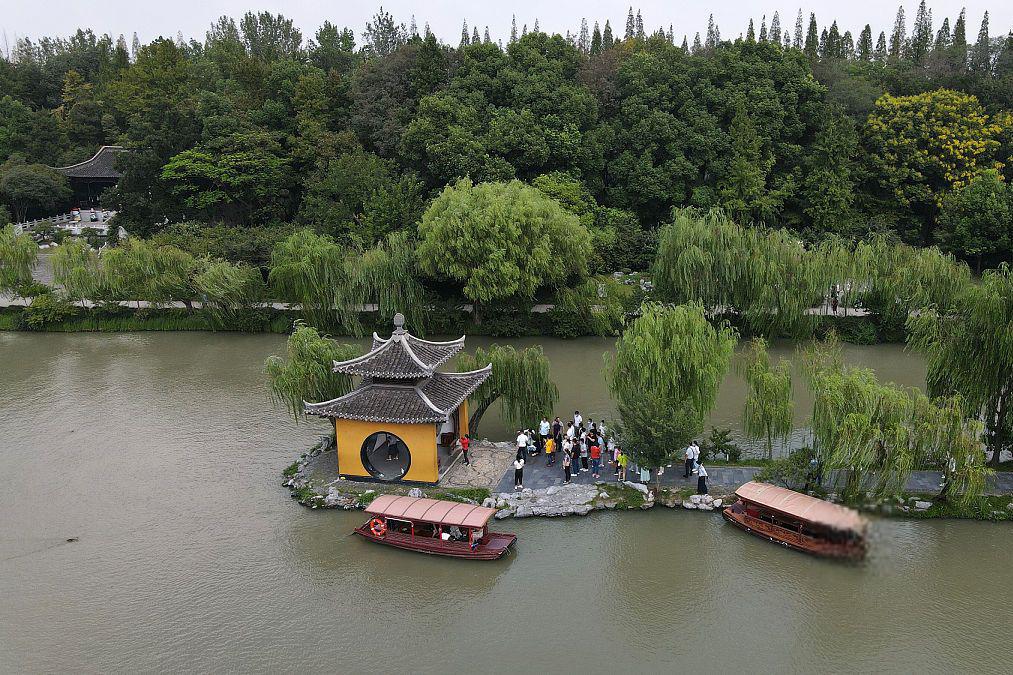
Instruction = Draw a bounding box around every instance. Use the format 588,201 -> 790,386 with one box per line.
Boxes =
544,436 -> 556,466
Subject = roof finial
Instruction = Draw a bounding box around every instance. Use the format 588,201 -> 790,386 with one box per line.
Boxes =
393,312 -> 406,334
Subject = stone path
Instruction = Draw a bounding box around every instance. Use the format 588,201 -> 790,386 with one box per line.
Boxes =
440,443 -> 515,490
496,455 -> 1013,496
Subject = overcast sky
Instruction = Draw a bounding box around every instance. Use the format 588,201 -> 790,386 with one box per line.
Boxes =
2,1 -> 1009,49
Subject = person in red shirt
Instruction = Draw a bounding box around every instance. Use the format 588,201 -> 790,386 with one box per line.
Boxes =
460,435 -> 471,465
589,443 -> 602,478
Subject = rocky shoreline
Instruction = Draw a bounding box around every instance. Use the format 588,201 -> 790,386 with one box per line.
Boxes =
282,440 -> 1013,521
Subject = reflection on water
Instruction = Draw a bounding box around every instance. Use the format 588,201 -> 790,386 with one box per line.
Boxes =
1,332 -> 1006,673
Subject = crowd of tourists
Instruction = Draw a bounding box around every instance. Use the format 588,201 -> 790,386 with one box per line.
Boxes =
510,411 -> 624,490
504,413 -> 710,495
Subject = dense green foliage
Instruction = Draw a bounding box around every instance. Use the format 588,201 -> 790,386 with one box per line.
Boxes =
1,6 -> 1010,267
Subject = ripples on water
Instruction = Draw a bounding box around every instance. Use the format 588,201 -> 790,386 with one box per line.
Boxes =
1,333 -> 1009,673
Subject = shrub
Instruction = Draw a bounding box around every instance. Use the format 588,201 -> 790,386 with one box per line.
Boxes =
20,294 -> 79,329
754,447 -> 815,489
700,426 -> 741,462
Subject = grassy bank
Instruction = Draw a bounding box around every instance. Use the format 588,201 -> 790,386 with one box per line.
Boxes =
0,306 -> 295,333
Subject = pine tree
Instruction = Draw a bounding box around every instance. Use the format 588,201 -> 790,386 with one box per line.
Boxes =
425,22 -> 432,39
875,31 -> 888,61
889,6 -> 907,59
635,10 -> 645,39
461,20 -> 470,47
682,35 -> 689,52
533,18 -> 540,33
952,8 -> 968,71
759,16 -> 768,43
794,10 -> 805,49
818,28 -> 828,58
692,32 -> 703,53
603,20 -> 614,47
706,14 -> 720,49
625,7 -> 635,40
590,22 -> 602,54
970,11 -> 991,73
472,26 -> 479,44
911,0 -> 933,62
842,31 -> 854,59
667,24 -> 675,44
484,27 -> 491,43
770,12 -> 782,45
935,17 -> 952,51
522,23 -> 528,37
858,25 -> 873,60
746,19 -> 756,43
784,30 -> 791,50
827,21 -> 841,58
995,32 -> 1013,77
131,32 -> 140,61
804,14 -> 819,58
409,15 -> 418,38
510,15 -> 518,43
579,18 -> 589,53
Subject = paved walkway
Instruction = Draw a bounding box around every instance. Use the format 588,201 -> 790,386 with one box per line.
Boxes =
496,455 -> 1013,495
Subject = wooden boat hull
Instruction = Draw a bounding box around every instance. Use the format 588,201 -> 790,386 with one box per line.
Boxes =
722,508 -> 865,561
354,525 -> 516,560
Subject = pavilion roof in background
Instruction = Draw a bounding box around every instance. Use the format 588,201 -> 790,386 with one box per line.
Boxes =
52,146 -> 125,179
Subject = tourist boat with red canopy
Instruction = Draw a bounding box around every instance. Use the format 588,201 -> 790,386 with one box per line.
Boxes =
722,481 -> 869,560
355,494 -> 516,560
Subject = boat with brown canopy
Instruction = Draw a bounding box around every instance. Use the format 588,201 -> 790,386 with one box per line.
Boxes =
354,495 -> 516,560
722,481 -> 869,560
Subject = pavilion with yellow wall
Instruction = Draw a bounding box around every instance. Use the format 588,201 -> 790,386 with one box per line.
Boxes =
304,314 -> 490,485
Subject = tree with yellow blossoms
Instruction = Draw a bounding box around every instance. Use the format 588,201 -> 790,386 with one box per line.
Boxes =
864,89 -> 1007,246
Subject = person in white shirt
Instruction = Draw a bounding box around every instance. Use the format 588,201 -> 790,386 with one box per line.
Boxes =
516,430 -> 528,460
697,463 -> 708,494
513,457 -> 525,489
565,422 -> 575,440
538,417 -> 550,454
573,410 -> 583,429
683,443 -> 695,478
690,442 -> 701,474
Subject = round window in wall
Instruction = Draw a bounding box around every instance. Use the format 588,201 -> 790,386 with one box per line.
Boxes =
360,431 -> 412,481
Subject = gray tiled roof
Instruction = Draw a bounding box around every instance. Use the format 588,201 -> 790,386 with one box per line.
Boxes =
53,146 -> 125,179
333,332 -> 465,379
304,366 -> 490,424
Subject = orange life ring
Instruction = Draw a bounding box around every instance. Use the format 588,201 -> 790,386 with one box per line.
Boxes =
369,518 -> 386,537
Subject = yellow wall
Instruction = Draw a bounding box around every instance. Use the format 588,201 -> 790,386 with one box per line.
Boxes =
334,418 -> 439,484
458,400 -> 469,438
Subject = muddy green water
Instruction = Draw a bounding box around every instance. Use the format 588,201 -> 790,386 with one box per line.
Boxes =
2,332 -> 1011,673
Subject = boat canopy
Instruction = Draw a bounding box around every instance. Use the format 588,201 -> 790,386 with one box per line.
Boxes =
365,495 -> 497,529
735,481 -> 868,533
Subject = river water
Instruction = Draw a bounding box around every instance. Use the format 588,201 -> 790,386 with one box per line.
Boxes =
2,332 -> 1011,673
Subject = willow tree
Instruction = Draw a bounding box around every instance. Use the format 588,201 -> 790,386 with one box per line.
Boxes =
908,264 -> 1013,467
269,229 -> 427,336
551,276 -> 632,336
804,336 -> 990,502
97,239 -> 198,308
859,236 -> 972,324
652,208 -> 828,337
606,302 -> 737,485
0,224 -> 39,298
741,338 -> 793,460
416,179 -> 592,324
265,323 -> 360,422
52,238 -> 101,303
456,344 -> 558,435
192,259 -> 266,327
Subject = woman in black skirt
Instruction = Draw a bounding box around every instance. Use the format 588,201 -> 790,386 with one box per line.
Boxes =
697,464 -> 708,494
